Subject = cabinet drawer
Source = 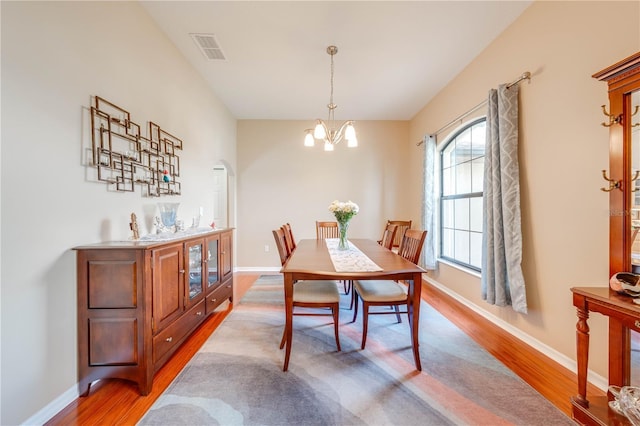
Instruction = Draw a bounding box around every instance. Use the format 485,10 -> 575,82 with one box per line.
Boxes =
153,299 -> 206,367
206,282 -> 232,313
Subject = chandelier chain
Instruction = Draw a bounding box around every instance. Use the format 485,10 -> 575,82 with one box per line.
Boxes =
328,47 -> 336,125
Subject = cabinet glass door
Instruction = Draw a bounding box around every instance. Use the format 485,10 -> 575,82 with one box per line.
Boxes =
187,242 -> 204,301
206,237 -> 220,290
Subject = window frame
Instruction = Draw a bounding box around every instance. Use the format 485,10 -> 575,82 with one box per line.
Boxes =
438,117 -> 486,272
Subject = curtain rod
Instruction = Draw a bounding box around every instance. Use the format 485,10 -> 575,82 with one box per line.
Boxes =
416,71 -> 531,146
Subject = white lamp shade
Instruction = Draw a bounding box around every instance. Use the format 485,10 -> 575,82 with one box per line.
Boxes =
347,135 -> 358,148
345,123 -> 356,141
324,141 -> 334,151
314,122 -> 326,139
304,132 -> 315,147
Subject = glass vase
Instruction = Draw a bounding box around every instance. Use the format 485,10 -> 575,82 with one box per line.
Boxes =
158,202 -> 180,230
620,386 -> 640,426
338,220 -> 350,250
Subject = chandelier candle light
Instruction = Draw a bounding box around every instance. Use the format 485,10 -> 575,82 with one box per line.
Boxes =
329,200 -> 359,250
304,45 -> 358,151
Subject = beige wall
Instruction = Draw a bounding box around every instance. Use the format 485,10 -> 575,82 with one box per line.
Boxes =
1,2 -> 236,424
237,120 -> 411,268
239,0 -> 640,390
409,0 -> 640,383
4,1 -> 639,423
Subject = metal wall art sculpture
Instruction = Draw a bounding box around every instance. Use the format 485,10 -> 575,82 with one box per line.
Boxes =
89,96 -> 182,197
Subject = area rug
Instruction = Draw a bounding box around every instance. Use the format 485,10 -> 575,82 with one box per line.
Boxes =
138,275 -> 573,425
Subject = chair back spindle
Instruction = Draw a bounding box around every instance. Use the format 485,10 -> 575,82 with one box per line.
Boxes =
283,223 -> 297,252
316,221 -> 339,239
379,224 -> 398,250
397,228 -> 427,264
384,220 -> 412,249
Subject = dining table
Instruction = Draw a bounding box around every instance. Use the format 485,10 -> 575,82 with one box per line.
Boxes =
280,238 -> 426,371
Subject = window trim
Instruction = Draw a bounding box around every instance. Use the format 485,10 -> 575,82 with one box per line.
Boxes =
438,117 -> 486,272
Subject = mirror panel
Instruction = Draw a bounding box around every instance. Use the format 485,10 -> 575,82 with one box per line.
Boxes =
633,329 -> 640,386
632,90 -> 640,270
631,89 -> 640,385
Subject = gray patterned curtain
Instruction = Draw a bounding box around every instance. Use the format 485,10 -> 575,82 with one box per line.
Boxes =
421,135 -> 437,270
481,84 -> 527,313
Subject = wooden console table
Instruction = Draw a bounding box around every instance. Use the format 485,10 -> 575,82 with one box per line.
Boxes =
571,287 -> 639,425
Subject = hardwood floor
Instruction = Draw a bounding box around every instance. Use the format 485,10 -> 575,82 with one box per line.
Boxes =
47,272 -> 593,424
46,273 -> 259,425
423,282 -> 604,417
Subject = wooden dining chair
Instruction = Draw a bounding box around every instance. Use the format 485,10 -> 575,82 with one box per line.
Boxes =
378,224 -> 398,250
385,220 -> 412,251
345,224 -> 398,311
351,228 -> 427,350
282,223 -> 297,253
316,221 -> 339,239
272,228 -> 341,354
316,220 -> 351,294
273,227 -> 290,265
357,223 -> 399,310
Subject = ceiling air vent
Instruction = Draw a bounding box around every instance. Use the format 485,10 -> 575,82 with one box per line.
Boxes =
190,33 -> 226,61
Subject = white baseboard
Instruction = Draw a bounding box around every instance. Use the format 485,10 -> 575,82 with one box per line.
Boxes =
424,276 -> 608,392
30,268 -> 275,424
234,266 -> 608,390
22,383 -> 79,425
31,269 -> 605,425
235,266 -> 280,272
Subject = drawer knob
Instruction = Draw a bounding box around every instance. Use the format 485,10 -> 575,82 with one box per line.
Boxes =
635,320 -> 640,329
211,298 -> 217,302
166,336 -> 173,343
196,311 -> 203,316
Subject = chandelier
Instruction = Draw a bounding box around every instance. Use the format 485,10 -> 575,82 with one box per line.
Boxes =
304,45 -> 357,151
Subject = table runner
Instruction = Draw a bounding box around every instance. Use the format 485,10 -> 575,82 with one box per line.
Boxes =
325,238 -> 383,272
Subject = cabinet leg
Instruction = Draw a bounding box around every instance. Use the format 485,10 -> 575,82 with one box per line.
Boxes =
78,381 -> 92,397
139,383 -> 151,396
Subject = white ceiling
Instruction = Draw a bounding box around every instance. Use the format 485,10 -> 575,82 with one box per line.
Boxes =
141,1 -> 532,121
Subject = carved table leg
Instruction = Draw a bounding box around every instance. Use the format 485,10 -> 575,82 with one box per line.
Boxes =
575,305 -> 590,407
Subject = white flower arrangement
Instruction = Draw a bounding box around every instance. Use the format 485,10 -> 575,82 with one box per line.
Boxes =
328,200 -> 359,224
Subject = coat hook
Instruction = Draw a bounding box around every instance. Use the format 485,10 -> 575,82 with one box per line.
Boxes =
601,105 -> 623,127
601,169 -> 622,192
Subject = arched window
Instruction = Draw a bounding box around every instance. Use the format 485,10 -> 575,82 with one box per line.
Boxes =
440,118 -> 486,271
